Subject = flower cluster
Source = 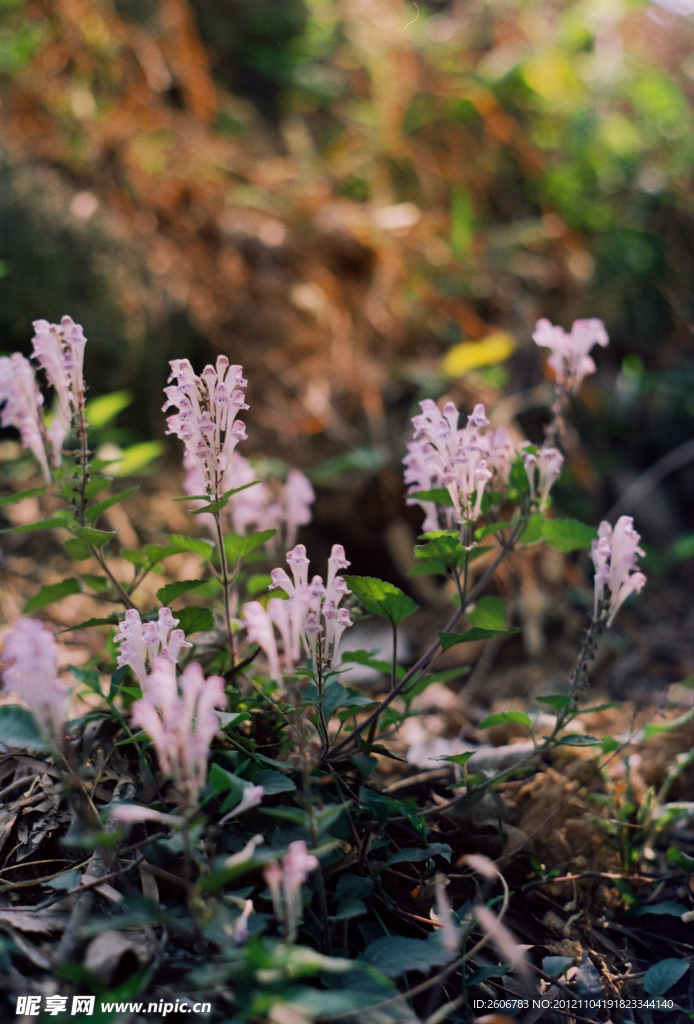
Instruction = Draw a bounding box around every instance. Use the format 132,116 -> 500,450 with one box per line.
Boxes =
242,544 -> 352,678
1,619 -> 71,747
520,445 -> 564,511
129,658 -> 226,811
264,840 -> 319,942
163,356 -> 249,501
0,354 -> 52,481
404,400 -> 514,527
184,449 -> 315,550
533,317 -> 609,394
113,608 -> 192,686
591,516 -> 647,626
31,316 -> 88,459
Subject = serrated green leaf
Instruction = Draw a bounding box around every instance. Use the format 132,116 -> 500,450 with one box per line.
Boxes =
0,705 -> 48,751
541,518 -> 597,552
467,596 -> 506,631
343,576 -> 418,626
438,626 -> 522,650
321,681 -> 378,720
0,486 -> 46,506
156,579 -> 208,605
414,534 -> 466,570
224,529 -> 276,562
74,526 -> 117,548
176,606 -> 214,634
86,487 -> 138,522
63,538 -> 92,560
642,958 -> 689,997
477,710 -> 532,730
24,578 -> 81,613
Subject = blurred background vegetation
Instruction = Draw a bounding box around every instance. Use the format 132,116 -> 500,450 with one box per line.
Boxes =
0,0 -> 692,575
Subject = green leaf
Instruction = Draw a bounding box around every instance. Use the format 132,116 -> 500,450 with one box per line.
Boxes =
477,710 -> 532,730
59,614 -> 121,632
559,734 -> 600,746
224,529 -> 276,562
330,899 -> 367,921
339,650 -> 405,680
519,512 -> 544,545
176,606 -> 214,634
69,665 -> 103,696
440,751 -> 475,768
643,707 -> 694,738
364,936 -> 455,978
632,901 -> 689,918
190,480 -> 263,515
0,705 -> 48,751
542,956 -> 573,978
541,518 -> 597,552
246,573 -> 273,596
334,874 -> 374,901
600,734 -> 620,754
156,579 -> 209,605
120,548 -> 148,567
407,559 -> 448,577
536,694 -> 572,712
414,533 -> 466,571
642,958 -> 689,996
509,453 -> 531,494
343,576 -> 418,626
251,769 -> 296,794
164,534 -> 215,559
407,488 -> 454,506
86,487 -> 138,522
74,526 -> 117,548
475,521 -> 511,540
1,517 -> 69,534
0,486 -> 46,506
85,390 -> 132,427
467,596 -> 507,631
665,847 -> 694,872
383,844 -> 452,867
63,538 -> 92,560
80,575 -> 109,593
438,626 -> 522,650
109,441 -> 164,477
24,578 -> 81,613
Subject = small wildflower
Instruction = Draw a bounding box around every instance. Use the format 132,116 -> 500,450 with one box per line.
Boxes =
130,658 -> 226,811
218,784 -> 265,825
233,899 -> 254,945
0,354 -> 52,480
533,317 -> 608,394
114,608 -> 192,686
263,840 -> 319,941
591,516 -> 646,626
31,316 -> 88,459
1,619 -> 70,747
432,875 -> 462,954
521,445 -> 564,510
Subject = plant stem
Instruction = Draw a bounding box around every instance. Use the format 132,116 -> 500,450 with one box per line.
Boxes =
214,510 -> 235,666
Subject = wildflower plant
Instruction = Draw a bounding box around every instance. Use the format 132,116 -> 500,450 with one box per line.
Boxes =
0,311 -> 658,1021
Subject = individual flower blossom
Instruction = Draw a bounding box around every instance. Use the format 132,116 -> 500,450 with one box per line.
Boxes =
533,317 -> 609,394
130,658 -> 226,811
432,875 -> 462,954
282,470 -> 315,549
218,784 -> 265,826
520,445 -> 564,511
114,608 -> 192,687
0,354 -> 52,480
163,356 -> 249,502
263,840 -> 319,942
233,899 -> 254,945
591,516 -> 646,626
405,400 -> 510,525
1,619 -> 71,747
31,316 -> 88,459
243,601 -> 282,680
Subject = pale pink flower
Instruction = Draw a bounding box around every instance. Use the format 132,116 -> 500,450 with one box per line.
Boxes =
433,875 -> 462,954
163,356 -> 249,502
282,470 -> 315,548
110,804 -> 184,827
233,899 -> 254,945
243,601 -> 281,680
591,516 -> 646,626
114,608 -> 192,686
0,354 -> 52,480
405,400 -> 507,525
521,445 -> 564,510
263,840 -> 319,941
131,658 -> 226,810
218,784 -> 265,825
533,317 -> 608,394
31,316 -> 87,458
1,619 -> 70,746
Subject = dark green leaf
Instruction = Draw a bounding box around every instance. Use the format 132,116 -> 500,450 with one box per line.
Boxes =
0,486 -> 46,506
156,579 -> 208,605
335,874 -> 374,900
322,681 -> 379,720
541,518 -> 597,552
24,579 -> 81,613
86,487 -> 138,522
632,901 -> 689,918
467,596 -> 507,631
438,626 -> 522,650
414,533 -> 466,570
407,488 -> 454,506
407,559 -> 449,577
0,705 -> 48,751
224,529 -> 276,562
364,936 -> 455,977
383,844 -> 452,867
251,769 -> 296,794
344,576 -> 418,626
536,695 -> 572,712
642,959 -> 689,996
330,899 -> 367,921
176,606 -> 214,634
59,615 -> 121,632
477,710 -> 532,730
559,734 -> 600,746
542,956 -> 573,978
1,517 -> 69,534
69,666 -> 103,696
